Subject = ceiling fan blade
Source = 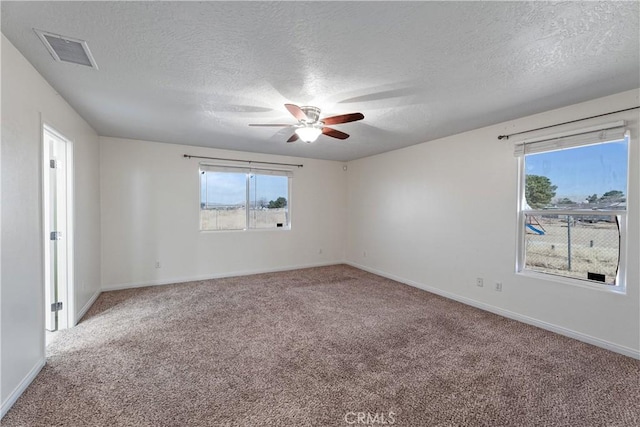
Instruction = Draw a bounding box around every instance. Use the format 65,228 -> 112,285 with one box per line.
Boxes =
249,124 -> 292,127
286,133 -> 299,143
322,127 -> 349,140
322,112 -> 364,125
284,104 -> 308,121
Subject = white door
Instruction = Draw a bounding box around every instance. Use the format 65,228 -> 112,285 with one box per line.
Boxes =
43,126 -> 72,331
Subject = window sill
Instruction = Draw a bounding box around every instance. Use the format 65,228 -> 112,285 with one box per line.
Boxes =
516,269 -> 626,294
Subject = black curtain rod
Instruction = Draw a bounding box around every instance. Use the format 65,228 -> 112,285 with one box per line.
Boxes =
497,106 -> 639,140
183,154 -> 303,168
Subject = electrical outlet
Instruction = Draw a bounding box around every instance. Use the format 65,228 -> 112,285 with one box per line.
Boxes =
363,251 -> 367,257
476,278 -> 484,287
318,248 -> 323,254
495,282 -> 502,292
155,261 -> 161,269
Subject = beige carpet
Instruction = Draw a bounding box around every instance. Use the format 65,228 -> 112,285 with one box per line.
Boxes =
3,265 -> 639,426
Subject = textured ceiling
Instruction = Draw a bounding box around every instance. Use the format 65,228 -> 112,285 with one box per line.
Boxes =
2,1 -> 639,161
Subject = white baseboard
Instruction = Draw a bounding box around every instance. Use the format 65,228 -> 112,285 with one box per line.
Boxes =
1,358 -> 45,419
102,261 -> 342,292
346,261 -> 640,360
75,289 -> 101,325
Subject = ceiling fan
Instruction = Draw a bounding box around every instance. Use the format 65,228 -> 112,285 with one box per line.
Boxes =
249,104 -> 364,143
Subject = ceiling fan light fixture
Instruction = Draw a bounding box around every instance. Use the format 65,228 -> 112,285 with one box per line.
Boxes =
295,126 -> 322,143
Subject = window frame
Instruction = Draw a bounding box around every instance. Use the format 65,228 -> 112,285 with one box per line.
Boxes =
199,164 -> 292,232
515,131 -> 630,293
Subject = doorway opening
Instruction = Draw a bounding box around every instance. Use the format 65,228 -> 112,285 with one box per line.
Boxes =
43,124 -> 74,335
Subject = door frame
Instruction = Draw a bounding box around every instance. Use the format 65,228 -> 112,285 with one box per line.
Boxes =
41,120 -> 75,332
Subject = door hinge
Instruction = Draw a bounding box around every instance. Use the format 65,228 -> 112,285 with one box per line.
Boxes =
51,302 -> 63,312
50,231 -> 62,240
50,159 -> 57,169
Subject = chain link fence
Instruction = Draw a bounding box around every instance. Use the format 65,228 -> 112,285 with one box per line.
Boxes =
201,207 -> 288,230
524,213 -> 620,285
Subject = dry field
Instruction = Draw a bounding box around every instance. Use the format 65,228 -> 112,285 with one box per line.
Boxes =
201,208 -> 288,230
525,217 -> 620,284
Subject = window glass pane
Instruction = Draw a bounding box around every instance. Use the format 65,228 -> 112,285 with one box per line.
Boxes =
519,136 -> 629,286
249,173 -> 289,229
524,139 -> 628,210
524,213 -> 620,285
200,171 -> 246,230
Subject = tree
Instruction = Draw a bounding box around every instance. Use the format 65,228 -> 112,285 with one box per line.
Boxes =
525,175 -> 557,208
557,197 -> 575,205
599,190 -> 625,203
586,194 -> 598,203
268,197 -> 287,209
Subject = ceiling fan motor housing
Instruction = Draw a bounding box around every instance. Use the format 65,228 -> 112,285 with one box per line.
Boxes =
300,106 -> 321,124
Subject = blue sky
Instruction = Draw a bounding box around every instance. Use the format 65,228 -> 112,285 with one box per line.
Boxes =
525,138 -> 628,202
201,172 -> 287,206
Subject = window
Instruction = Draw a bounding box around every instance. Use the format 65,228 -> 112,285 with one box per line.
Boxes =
516,123 -> 629,289
200,165 -> 291,231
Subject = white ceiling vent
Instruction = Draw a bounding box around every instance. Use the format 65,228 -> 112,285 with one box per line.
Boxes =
34,29 -> 98,69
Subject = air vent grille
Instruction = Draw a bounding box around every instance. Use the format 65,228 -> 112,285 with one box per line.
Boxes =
35,29 -> 98,69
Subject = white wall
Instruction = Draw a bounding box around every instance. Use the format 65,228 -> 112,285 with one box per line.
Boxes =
100,137 -> 347,289
1,35 -> 101,415
346,89 -> 640,357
